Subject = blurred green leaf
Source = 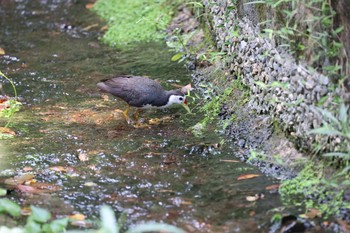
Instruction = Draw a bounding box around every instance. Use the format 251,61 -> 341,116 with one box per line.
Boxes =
339,103 -> 348,125
100,205 -> 118,233
126,222 -> 186,233
25,217 -> 42,233
271,81 -> 289,89
117,212 -> 127,230
43,218 -> 69,233
308,126 -> 341,136
270,213 -> 282,223
181,103 -> 192,114
0,188 -> 7,196
254,81 -> 268,89
334,26 -> 344,34
171,52 -> 186,62
0,226 -> 24,233
0,198 -> 21,217
314,107 -> 340,127
31,206 -> 51,223
323,152 -> 349,158
185,1 -> 204,8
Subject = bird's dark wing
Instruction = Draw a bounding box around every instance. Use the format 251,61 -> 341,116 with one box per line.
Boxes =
98,76 -> 166,107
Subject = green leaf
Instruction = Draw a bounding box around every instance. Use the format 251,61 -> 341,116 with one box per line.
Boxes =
314,107 -> 340,127
100,205 -> 118,233
345,132 -> 350,140
270,213 -> 282,223
0,226 -> 24,233
308,126 -> 342,136
171,52 -> 186,62
341,179 -> 350,186
243,1 -> 265,5
51,218 -> 69,232
272,0 -> 286,8
339,103 -> 348,125
323,152 -> 350,159
31,206 -> 51,223
117,212 -> 127,230
271,81 -> 289,89
25,217 -> 42,233
42,218 -> 69,233
254,81 -> 268,89
126,222 -> 186,233
334,26 -> 344,34
185,1 -> 204,8
181,103 -> 192,114
0,198 -> 21,217
0,188 -> 7,196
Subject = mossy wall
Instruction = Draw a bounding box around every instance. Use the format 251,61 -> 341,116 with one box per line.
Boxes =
200,0 -> 349,153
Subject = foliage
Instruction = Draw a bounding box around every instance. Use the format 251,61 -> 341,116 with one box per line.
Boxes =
1,99 -> 21,119
246,0 -> 348,80
168,28 -> 222,65
92,0 -> 180,46
0,199 -> 21,217
0,188 -> 6,196
280,163 -> 347,217
199,82 -> 233,126
308,103 -> 350,170
0,71 -> 17,99
309,103 -> 350,141
0,200 -> 185,233
0,71 -> 21,138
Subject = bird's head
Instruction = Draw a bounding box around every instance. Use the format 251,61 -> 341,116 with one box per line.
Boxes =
167,90 -> 190,113
168,94 -> 187,105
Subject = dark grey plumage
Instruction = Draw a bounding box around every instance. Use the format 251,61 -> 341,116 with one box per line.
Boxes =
97,75 -> 185,108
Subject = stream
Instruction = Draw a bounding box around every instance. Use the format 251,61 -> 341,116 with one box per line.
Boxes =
0,1 -> 325,232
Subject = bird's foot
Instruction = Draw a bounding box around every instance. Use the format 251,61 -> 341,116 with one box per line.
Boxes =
148,116 -> 173,125
122,108 -> 133,124
133,122 -> 150,128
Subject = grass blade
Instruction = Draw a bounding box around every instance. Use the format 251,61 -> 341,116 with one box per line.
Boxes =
308,126 -> 342,136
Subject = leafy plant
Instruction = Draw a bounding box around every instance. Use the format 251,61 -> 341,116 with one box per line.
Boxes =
0,200 -> 185,233
168,29 -> 200,63
199,82 -> 233,126
309,103 -> 350,160
280,163 -> 347,217
245,0 -> 348,80
0,71 -> 17,99
0,198 -> 21,217
0,71 -> 21,133
1,99 -> 21,119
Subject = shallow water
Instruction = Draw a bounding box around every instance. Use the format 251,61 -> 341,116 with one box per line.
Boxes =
0,1 -> 305,232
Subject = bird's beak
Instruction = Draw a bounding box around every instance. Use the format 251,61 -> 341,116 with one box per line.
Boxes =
182,98 -> 191,113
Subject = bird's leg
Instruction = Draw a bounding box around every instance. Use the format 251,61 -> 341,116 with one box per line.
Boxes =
134,109 -> 140,122
123,106 -> 131,124
132,109 -> 141,127
133,109 -> 149,128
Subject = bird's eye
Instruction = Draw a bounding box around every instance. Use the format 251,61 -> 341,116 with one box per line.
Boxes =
179,97 -> 183,101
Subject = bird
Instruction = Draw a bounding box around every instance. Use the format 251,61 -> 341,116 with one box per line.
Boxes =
97,75 -> 188,125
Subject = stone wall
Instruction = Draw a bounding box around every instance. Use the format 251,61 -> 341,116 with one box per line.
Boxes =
201,0 -> 348,152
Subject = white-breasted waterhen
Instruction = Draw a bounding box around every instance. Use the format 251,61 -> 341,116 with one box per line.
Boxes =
97,75 -> 189,124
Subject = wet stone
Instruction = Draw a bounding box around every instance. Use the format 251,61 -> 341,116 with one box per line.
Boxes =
240,40 -> 247,50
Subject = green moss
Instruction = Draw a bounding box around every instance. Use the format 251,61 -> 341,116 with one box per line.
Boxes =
198,71 -> 249,127
280,162 -> 348,217
93,0 -> 179,46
